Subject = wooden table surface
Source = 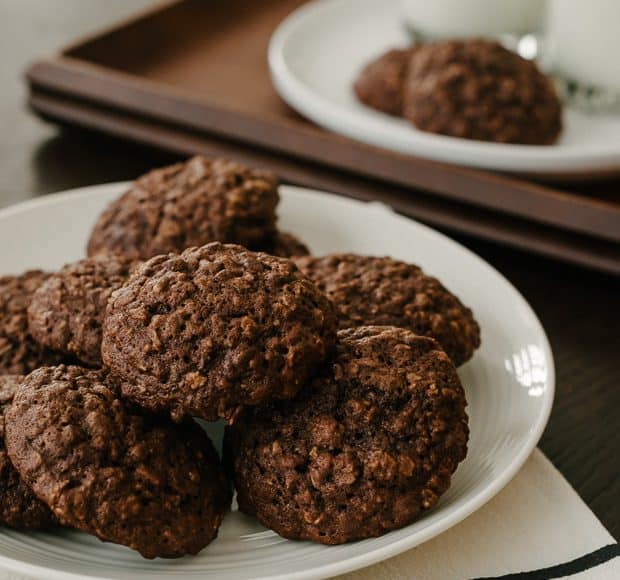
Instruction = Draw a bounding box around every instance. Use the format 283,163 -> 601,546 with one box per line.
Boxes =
1,0 -> 618,540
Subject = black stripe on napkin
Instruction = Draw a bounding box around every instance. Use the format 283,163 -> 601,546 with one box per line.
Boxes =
472,543 -> 619,580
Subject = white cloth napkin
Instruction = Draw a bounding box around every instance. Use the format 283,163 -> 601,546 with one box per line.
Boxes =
1,449 -> 617,580
338,449 -> 618,580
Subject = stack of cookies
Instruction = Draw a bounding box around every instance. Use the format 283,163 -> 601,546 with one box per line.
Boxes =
355,38 -> 563,144
0,155 -> 480,558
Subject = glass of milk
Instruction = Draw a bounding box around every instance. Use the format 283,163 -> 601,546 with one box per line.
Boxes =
545,0 -> 620,111
401,0 -> 544,40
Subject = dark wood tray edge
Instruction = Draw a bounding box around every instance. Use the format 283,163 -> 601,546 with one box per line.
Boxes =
26,57 -> 620,244
28,88 -> 620,276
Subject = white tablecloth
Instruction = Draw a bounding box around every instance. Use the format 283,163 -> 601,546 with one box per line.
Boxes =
338,449 -> 618,579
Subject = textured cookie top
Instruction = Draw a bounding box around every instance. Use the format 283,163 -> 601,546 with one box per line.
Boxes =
403,39 -> 562,144
28,255 -> 136,367
87,156 -> 280,260
0,374 -> 58,529
295,254 -> 480,366
0,270 -> 66,374
5,366 -> 230,558
0,375 -> 22,439
354,48 -> 414,116
227,326 -> 469,544
102,243 -> 337,422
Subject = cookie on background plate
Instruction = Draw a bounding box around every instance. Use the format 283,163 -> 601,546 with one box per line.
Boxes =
0,374 -> 58,529
403,39 -> 562,144
0,270 -> 67,375
28,255 -> 137,367
87,156 -> 280,260
295,253 -> 480,366
354,48 -> 415,116
226,326 -> 469,544
102,243 -> 337,422
5,365 -> 230,559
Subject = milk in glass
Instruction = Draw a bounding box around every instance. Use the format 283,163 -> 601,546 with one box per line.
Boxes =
546,0 -> 620,93
401,0 -> 544,39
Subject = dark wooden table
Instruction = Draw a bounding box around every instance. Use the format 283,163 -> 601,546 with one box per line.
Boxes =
2,1 -> 618,540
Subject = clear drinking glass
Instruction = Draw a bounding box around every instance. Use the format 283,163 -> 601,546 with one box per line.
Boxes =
401,0 -> 544,58
543,0 -> 620,112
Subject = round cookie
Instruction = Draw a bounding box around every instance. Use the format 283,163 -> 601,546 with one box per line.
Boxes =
0,375 -> 57,529
226,326 -> 469,544
0,270 -> 66,375
87,156 -> 280,260
259,231 -> 310,258
294,254 -> 480,366
28,255 -> 136,367
354,48 -> 414,115
403,39 -> 562,144
5,366 -> 230,558
102,243 -> 337,422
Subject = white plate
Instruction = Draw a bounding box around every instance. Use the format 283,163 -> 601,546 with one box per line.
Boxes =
0,183 -> 554,580
269,0 -> 620,176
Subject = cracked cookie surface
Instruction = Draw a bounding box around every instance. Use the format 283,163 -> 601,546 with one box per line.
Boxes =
226,326 -> 469,544
295,254 -> 480,366
102,243 -> 337,422
0,374 -> 57,529
5,365 -> 230,558
87,156 -> 280,260
28,255 -> 136,366
0,270 -> 66,375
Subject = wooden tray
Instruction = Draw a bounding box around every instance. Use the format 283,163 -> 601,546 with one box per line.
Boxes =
25,0 -> 620,274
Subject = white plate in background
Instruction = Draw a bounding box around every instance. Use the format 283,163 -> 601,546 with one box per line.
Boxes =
269,0 -> 620,176
0,183 -> 554,579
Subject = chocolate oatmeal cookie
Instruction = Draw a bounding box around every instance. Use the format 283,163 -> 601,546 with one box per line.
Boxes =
0,270 -> 66,375
28,255 -> 136,367
87,156 -> 280,260
102,243 -> 337,422
354,48 -> 414,115
295,254 -> 480,366
259,231 -> 310,258
5,366 -> 230,558
226,326 -> 469,544
0,375 -> 57,529
403,39 -> 562,144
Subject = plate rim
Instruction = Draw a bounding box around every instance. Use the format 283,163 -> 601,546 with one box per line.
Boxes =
0,183 -> 555,580
268,0 -> 620,175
